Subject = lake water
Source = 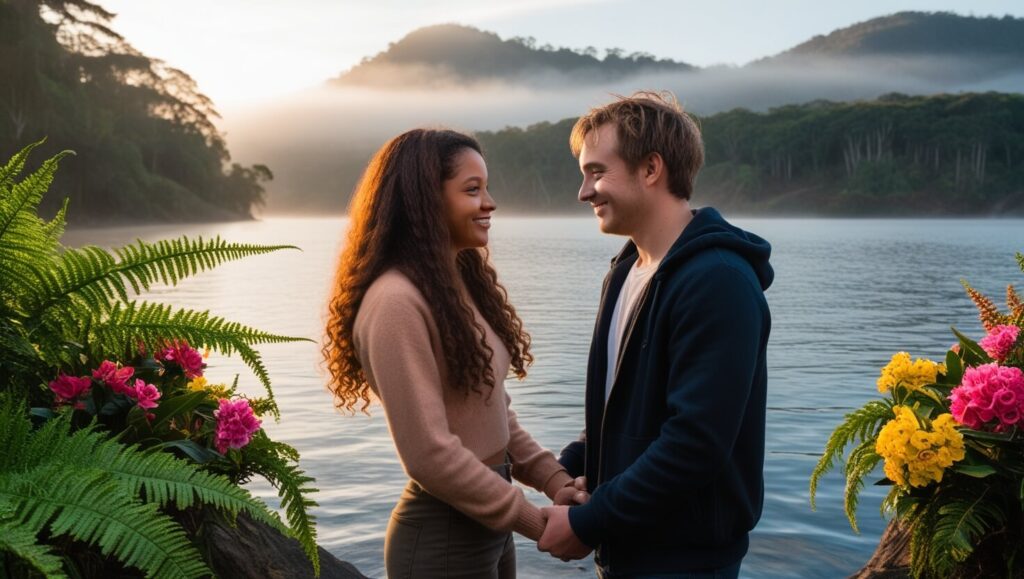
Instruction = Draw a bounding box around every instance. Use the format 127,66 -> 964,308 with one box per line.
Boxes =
64,216 -> 1024,579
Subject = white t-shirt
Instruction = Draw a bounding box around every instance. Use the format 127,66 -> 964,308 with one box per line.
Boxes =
605,257 -> 660,401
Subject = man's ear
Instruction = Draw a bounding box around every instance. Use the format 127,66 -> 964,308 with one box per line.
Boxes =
643,153 -> 665,186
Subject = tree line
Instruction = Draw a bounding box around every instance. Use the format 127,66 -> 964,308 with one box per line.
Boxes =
0,0 -> 270,224
475,92 -> 1024,215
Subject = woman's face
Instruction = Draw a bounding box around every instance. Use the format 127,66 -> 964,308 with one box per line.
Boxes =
443,148 -> 495,252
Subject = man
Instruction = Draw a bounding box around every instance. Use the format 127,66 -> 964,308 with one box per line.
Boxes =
538,91 -> 773,578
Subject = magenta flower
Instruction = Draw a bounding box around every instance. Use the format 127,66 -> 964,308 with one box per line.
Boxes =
127,379 -> 161,410
49,374 -> 92,403
950,363 -> 1024,431
158,340 -> 205,379
91,360 -> 135,395
978,325 -> 1021,362
214,399 -> 261,454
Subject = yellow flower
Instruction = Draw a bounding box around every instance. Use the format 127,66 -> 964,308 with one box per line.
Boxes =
875,406 -> 965,488
876,352 -> 946,394
187,377 -> 209,392
187,376 -> 231,400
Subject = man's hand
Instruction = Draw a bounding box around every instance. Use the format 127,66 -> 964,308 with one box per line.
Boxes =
538,505 -> 592,561
552,476 -> 590,506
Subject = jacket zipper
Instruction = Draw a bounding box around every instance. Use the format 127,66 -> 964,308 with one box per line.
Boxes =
595,275 -> 661,485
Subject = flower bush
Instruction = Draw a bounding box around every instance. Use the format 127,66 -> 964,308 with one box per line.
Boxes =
0,143 -> 320,577
811,253 -> 1024,578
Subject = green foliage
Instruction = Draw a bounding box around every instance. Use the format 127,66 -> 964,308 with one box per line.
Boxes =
812,255 -> 1024,577
0,144 -> 322,575
0,522 -> 68,578
226,431 -> 321,576
0,396 -> 290,577
0,1 -> 270,224
471,92 -> 1024,215
809,398 -> 893,521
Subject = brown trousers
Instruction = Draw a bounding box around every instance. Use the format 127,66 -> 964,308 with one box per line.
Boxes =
385,468 -> 516,579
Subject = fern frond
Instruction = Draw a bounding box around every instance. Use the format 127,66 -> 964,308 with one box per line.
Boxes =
962,280 -> 1007,332
0,138 -> 46,188
89,301 -> 310,417
929,490 -> 1005,575
2,402 -> 289,539
1,466 -> 212,579
28,236 -> 299,319
0,149 -> 73,249
1017,252 -> 1024,274
843,438 -> 882,533
242,432 -> 320,575
810,399 -> 893,509
0,521 -> 68,578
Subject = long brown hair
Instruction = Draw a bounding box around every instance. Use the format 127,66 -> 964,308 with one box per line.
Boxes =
324,128 -> 532,413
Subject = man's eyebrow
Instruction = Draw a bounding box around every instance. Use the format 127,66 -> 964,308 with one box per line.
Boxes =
582,162 -> 606,171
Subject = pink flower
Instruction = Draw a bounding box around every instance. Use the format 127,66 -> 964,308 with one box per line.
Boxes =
157,340 -> 205,379
91,360 -> 135,395
950,344 -> 961,355
979,325 -> 1021,362
214,399 -> 261,454
127,379 -> 161,410
49,374 -> 92,403
950,363 -> 1024,431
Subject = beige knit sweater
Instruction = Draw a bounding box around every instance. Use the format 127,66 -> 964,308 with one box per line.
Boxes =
353,269 -> 572,540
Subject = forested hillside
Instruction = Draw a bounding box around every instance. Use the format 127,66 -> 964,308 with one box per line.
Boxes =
0,0 -> 270,223
475,92 -> 1024,215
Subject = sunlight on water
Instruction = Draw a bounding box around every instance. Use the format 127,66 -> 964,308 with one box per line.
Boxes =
64,216 -> 1024,578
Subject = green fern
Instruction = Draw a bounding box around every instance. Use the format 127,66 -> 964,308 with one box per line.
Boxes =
0,521 -> 68,578
0,396 -> 316,578
810,399 -> 893,510
3,465 -> 213,579
923,489 -> 1006,577
86,301 -> 309,417
0,138 -> 44,188
27,236 -> 300,319
842,438 -> 883,533
236,431 -> 320,575
1017,251 -> 1023,274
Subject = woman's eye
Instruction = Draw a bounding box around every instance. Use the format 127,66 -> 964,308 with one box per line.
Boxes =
467,187 -> 480,194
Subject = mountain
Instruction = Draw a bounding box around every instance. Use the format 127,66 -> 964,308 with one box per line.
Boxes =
229,12 -> 1024,216
772,11 -> 1024,59
331,24 -> 695,88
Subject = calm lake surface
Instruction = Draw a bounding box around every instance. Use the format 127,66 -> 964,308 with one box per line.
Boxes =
64,216 -> 1024,579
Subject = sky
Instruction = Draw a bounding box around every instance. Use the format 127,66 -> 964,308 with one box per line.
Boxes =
97,0 -> 1024,108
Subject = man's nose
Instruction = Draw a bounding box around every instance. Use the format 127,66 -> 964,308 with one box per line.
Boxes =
578,180 -> 594,203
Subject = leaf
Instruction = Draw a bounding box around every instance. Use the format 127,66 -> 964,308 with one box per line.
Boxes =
148,390 -> 211,431
153,439 -> 223,465
943,350 -> 964,385
952,464 -> 997,478
951,326 -> 991,367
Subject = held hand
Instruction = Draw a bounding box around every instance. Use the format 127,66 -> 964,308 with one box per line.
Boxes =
552,485 -> 590,505
538,506 -> 592,561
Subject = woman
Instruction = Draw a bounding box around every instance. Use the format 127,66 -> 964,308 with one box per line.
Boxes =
323,129 -> 575,578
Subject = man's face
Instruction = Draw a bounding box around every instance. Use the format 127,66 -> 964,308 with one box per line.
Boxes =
577,124 -> 646,236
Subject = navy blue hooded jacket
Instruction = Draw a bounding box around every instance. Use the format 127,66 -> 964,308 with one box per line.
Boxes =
559,207 -> 773,575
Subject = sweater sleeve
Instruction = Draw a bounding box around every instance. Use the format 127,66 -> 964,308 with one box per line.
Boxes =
505,393 -> 573,499
568,263 -> 767,547
354,283 -> 546,540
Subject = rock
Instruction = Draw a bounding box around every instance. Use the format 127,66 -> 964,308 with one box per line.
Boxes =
204,512 -> 369,579
848,520 -> 911,579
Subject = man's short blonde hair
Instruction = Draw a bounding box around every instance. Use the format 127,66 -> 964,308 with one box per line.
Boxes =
570,91 -> 704,200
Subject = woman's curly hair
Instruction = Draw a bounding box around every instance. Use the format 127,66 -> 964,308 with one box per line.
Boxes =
323,128 -> 532,413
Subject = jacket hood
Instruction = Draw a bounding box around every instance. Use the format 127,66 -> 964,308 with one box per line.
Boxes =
611,207 -> 773,291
